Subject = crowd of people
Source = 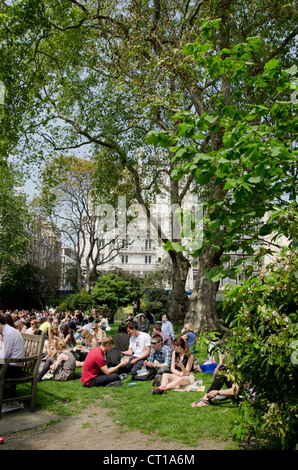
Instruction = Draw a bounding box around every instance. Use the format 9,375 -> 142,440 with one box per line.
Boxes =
0,304 -> 239,407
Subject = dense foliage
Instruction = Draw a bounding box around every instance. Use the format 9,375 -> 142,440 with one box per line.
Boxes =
0,262 -> 61,310
58,289 -> 93,313
91,272 -> 139,310
221,251 -> 298,449
147,33 -> 298,281
0,161 -> 31,271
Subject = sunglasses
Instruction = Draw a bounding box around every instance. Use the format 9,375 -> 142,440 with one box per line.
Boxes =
151,342 -> 160,345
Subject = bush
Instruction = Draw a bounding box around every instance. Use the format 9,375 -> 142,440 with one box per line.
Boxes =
91,273 -> 138,310
58,290 -> 93,312
142,287 -> 169,316
221,251 -> 298,449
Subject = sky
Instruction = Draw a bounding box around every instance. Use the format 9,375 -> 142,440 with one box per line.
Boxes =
22,178 -> 38,199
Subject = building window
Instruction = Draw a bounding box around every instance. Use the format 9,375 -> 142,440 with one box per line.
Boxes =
145,255 -> 151,264
121,255 -> 128,264
145,239 -> 151,250
121,239 -> 129,249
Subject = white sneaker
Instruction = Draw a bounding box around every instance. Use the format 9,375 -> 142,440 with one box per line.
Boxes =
42,371 -> 53,380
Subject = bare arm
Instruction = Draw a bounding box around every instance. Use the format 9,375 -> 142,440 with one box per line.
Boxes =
212,355 -> 225,379
170,351 -> 181,376
175,355 -> 194,376
50,352 -> 69,371
206,383 -> 239,399
122,347 -> 133,356
100,361 -> 123,376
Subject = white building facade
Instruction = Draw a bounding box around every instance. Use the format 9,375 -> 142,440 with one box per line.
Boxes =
81,176 -> 290,295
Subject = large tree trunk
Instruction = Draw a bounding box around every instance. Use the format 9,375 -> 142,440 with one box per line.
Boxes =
83,271 -> 91,293
185,244 -> 224,334
77,260 -> 83,292
167,250 -> 190,322
183,1 -> 233,335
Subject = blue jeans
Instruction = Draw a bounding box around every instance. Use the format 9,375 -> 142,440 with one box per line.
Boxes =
118,356 -> 145,376
129,357 -> 145,376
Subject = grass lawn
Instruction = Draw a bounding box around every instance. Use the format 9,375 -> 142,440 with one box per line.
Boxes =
15,321 -> 240,449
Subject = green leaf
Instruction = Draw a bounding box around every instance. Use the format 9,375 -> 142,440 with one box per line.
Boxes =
196,169 -> 214,185
171,242 -> 184,253
264,58 -> 280,70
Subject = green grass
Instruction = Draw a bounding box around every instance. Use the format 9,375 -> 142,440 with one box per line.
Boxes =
14,321 -> 240,448
101,381 -> 238,447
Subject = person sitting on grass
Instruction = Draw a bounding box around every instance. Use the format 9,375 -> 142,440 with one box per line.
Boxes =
80,329 -> 98,350
37,339 -> 76,382
91,322 -> 105,344
98,314 -> 111,331
136,313 -> 150,334
0,313 -> 25,378
150,336 -> 194,394
120,321 -> 151,376
71,329 -> 98,366
190,354 -> 239,407
152,323 -> 172,351
181,322 -> 196,353
59,324 -> 77,350
44,325 -> 60,361
81,335 -> 128,388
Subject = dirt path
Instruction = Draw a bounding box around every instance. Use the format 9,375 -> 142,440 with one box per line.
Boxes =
1,403 -> 236,451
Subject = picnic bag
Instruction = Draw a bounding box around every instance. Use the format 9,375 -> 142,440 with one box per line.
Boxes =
132,367 -> 157,381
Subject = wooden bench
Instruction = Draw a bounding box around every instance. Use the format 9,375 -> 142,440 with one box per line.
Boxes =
0,332 -> 46,418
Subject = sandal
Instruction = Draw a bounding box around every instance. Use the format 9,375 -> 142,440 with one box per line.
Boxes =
190,397 -> 210,407
150,387 -> 166,395
152,374 -> 162,387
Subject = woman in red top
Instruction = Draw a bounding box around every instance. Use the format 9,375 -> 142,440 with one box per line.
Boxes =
81,335 -> 127,387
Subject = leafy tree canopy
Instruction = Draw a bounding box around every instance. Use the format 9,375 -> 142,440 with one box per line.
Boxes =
0,160 -> 32,271
91,272 -> 138,309
147,31 -> 298,281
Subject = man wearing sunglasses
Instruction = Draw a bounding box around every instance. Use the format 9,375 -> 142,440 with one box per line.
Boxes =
144,334 -> 171,376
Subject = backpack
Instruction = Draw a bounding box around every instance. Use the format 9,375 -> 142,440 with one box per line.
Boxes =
106,347 -> 122,367
132,367 -> 157,381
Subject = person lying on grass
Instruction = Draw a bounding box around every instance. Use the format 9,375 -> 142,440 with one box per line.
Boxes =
191,354 -> 239,407
150,336 -> 194,394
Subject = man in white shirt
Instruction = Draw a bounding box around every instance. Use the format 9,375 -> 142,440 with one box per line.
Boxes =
98,314 -> 111,331
121,321 -> 151,375
0,314 -> 25,377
